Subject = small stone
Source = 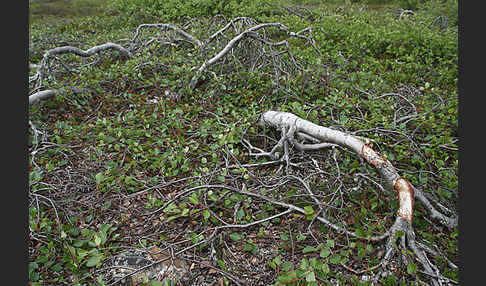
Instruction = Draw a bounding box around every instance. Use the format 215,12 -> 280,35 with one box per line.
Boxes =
107,247 -> 189,285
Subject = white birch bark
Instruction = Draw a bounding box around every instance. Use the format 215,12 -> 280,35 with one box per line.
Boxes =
131,23 -> 202,48
259,111 -> 455,285
189,23 -> 286,89
29,89 -> 58,105
42,42 -> 133,59
260,110 -> 456,228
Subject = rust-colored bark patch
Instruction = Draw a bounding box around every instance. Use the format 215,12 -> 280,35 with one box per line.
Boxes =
393,178 -> 414,222
361,144 -> 386,167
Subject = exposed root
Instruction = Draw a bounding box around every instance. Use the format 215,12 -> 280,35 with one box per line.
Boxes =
381,217 -> 451,286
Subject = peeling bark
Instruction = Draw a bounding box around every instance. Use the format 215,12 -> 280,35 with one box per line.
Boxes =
258,110 -> 455,285
261,110 -> 413,221
260,110 -> 456,228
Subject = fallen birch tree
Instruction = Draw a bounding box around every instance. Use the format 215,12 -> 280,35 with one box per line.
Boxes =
28,18 -> 316,105
29,89 -> 58,105
189,21 -> 318,89
27,14 -> 457,283
254,110 -> 457,286
29,42 -> 132,105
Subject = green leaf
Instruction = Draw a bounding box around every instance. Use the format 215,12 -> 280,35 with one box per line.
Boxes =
320,248 -> 331,258
304,205 -> 314,215
181,208 -> 189,216
281,261 -> 293,271
326,239 -> 335,248
407,261 -> 417,275
306,271 -> 316,282
329,254 -> 341,264
229,233 -> 243,241
85,255 -> 102,267
95,172 -> 104,184
302,246 -> 317,253
217,259 -> 226,270
322,263 -> 330,274
236,208 -> 245,220
93,234 -> 102,246
150,280 -> 163,286
166,215 -> 180,222
203,209 -> 210,220
395,230 -> 404,238
188,196 -> 198,205
243,243 -> 255,251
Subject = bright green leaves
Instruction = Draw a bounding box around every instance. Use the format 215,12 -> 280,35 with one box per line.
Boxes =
280,233 -> 290,241
272,238 -> 341,285
305,271 -> 316,283
229,232 -> 244,241
320,247 -> 331,258
304,205 -> 314,215
203,209 -> 211,220
302,245 -> 317,254
274,257 -> 331,286
407,261 -> 417,275
329,253 -> 342,265
188,194 -> 199,205
85,253 -> 103,268
95,172 -> 104,184
268,255 -> 282,270
243,239 -> 259,255
236,208 -> 245,221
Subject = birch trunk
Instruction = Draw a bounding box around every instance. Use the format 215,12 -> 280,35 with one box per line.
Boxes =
261,110 -> 414,222
260,110 -> 456,285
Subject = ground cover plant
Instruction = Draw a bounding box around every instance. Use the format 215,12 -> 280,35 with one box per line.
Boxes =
28,0 -> 458,285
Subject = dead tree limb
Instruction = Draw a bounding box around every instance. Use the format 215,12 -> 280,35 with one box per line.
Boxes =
190,23 -> 284,89
29,89 -> 58,105
41,42 -> 133,59
258,110 -> 457,286
130,23 -> 202,50
189,22 -> 316,90
31,42 -> 132,88
205,17 -> 257,45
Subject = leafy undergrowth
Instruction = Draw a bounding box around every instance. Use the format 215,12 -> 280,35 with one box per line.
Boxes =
29,0 -> 458,285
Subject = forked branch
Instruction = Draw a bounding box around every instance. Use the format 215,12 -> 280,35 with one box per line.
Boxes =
256,110 -> 456,285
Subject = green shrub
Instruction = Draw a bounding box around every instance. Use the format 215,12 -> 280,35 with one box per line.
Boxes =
108,0 -> 283,21
397,0 -> 422,10
417,0 -> 458,26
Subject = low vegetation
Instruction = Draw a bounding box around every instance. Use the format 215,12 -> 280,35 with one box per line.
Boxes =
29,0 -> 458,285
